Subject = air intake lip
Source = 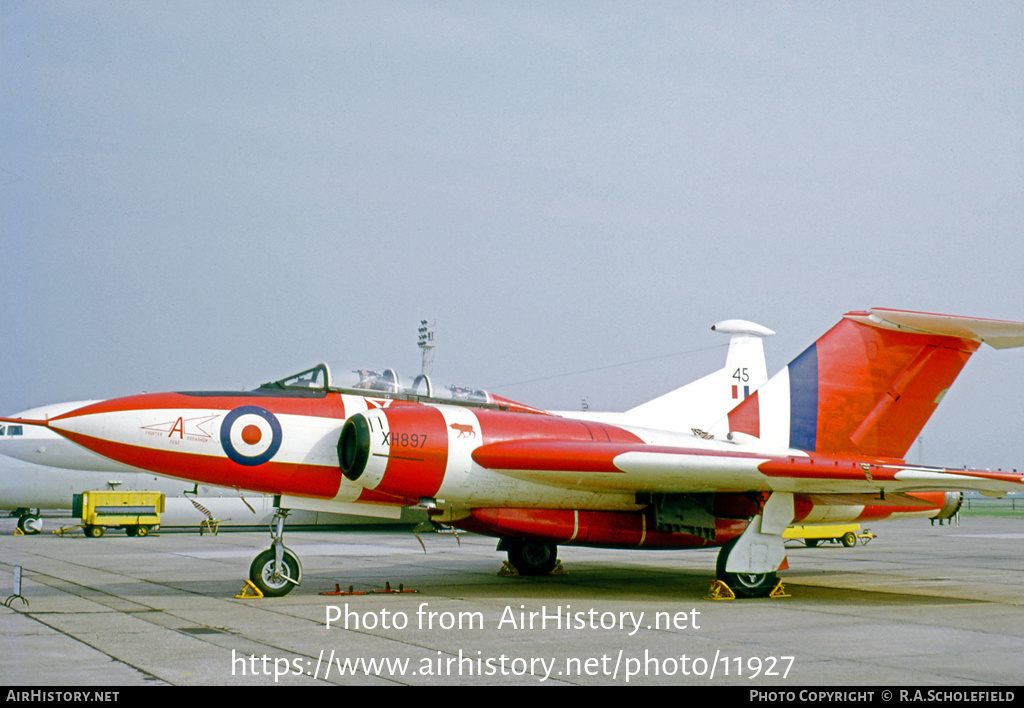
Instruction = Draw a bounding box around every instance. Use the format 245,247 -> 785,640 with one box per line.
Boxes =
338,415 -> 371,480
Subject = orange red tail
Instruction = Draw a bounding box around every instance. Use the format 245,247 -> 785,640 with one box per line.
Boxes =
728,309 -> 1024,459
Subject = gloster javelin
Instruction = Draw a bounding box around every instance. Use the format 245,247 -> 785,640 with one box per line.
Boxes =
3,308 -> 1023,597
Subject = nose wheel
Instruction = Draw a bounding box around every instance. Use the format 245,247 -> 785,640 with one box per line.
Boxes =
250,548 -> 301,597
247,509 -> 302,597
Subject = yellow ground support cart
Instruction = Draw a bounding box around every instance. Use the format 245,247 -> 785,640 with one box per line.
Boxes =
784,523 -> 876,548
71,491 -> 164,538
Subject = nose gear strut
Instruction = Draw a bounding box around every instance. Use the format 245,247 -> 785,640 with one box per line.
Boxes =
247,508 -> 303,597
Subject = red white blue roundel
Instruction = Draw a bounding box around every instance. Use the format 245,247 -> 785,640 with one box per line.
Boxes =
220,406 -> 283,466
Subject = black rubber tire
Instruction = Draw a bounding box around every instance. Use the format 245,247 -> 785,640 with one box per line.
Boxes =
715,537 -> 778,598
841,532 -> 857,548
249,548 -> 299,597
17,514 -> 41,535
507,540 -> 559,576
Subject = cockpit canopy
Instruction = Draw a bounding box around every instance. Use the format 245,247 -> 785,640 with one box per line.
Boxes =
258,363 -> 543,413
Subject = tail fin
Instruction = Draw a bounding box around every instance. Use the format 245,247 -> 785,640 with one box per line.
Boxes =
625,319 -> 774,433
727,308 -> 1024,459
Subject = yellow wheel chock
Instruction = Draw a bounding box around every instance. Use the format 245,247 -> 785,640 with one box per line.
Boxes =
705,580 -> 736,601
235,580 -> 264,599
498,561 -> 568,577
705,579 -> 791,600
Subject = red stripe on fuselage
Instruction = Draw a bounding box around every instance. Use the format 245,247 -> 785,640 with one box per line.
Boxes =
465,408 -> 648,472
474,409 -> 645,447
473,438 -> 771,473
55,429 -> 343,497
52,392 -> 348,420
375,405 -> 450,499
471,440 -> 627,472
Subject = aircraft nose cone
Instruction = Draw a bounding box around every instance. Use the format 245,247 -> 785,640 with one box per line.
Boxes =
0,400 -> 129,470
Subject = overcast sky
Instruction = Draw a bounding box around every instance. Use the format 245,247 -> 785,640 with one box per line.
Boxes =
2,2 -> 1022,471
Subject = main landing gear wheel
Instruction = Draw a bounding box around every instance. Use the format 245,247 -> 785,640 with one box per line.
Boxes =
17,513 -> 42,535
715,538 -> 778,598
249,548 -> 300,598
504,539 -> 559,576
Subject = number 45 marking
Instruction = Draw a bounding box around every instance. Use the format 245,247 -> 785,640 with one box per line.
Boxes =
732,368 -> 749,383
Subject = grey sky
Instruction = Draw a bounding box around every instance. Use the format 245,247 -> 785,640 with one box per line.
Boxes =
2,2 -> 1022,470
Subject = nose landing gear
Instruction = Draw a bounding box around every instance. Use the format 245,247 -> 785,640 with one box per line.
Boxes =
248,509 -> 302,597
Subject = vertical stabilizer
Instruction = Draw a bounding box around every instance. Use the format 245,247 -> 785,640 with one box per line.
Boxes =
626,319 -> 774,433
728,308 -> 1024,459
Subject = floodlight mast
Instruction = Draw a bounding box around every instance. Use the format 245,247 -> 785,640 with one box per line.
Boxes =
418,319 -> 436,376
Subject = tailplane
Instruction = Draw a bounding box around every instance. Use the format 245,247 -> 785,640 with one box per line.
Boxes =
557,319 -> 774,433
727,308 -> 1024,459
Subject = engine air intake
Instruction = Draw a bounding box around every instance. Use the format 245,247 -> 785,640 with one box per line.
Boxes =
338,415 -> 370,480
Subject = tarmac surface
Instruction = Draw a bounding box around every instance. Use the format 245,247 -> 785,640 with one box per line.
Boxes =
2,512 -> 1022,686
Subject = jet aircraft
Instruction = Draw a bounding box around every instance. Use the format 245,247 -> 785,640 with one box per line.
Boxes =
0,319 -> 769,587
2,308 -> 1021,597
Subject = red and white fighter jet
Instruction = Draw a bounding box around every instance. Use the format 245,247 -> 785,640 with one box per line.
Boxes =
3,308 -> 1023,597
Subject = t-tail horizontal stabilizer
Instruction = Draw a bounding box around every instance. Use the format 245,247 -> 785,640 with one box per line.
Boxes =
625,319 -> 774,434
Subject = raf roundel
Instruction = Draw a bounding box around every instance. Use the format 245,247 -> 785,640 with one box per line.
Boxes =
220,406 -> 283,466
